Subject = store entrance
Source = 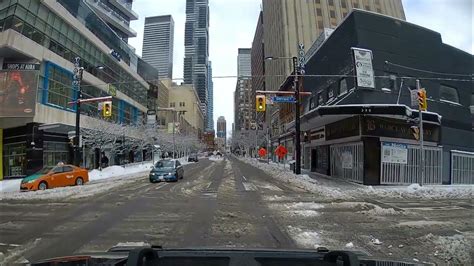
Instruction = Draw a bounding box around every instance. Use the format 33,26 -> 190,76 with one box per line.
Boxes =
3,142 -> 27,178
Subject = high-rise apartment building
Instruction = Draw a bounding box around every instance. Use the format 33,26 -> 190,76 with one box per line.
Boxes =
183,0 -> 210,120
262,0 -> 406,93
85,0 -> 138,42
216,116 -> 226,149
251,12 -> 265,129
216,116 -> 226,138
234,48 -> 253,133
142,15 -> 174,79
207,62 -> 214,130
237,48 -> 252,77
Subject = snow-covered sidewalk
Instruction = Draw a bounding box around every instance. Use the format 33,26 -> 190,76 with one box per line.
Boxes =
0,158 -> 192,201
238,157 -> 473,200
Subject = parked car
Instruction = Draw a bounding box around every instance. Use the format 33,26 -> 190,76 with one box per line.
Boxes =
188,154 -> 199,162
20,164 -> 89,191
149,159 -> 184,183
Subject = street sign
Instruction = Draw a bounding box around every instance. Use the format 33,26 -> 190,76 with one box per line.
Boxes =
298,43 -> 306,73
272,96 -> 296,103
258,148 -> 267,157
352,48 -> 375,88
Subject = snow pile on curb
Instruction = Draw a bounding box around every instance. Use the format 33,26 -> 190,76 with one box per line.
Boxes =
239,157 -> 473,200
287,226 -> 321,248
89,162 -> 152,181
1,162 -> 154,200
420,233 -> 471,265
0,179 -> 22,193
239,157 -> 348,199
209,155 -> 224,162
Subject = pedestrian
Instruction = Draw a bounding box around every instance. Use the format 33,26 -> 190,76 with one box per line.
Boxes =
101,152 -> 109,169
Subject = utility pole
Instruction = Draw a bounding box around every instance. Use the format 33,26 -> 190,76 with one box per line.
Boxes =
293,56 -> 301,174
172,111 -> 176,159
73,57 -> 84,167
255,110 -> 258,158
416,79 -> 425,186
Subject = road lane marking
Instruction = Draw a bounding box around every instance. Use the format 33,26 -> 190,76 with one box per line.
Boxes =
242,182 -> 257,191
242,176 -> 247,181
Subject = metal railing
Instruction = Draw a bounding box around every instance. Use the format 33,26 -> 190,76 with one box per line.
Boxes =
330,142 -> 364,183
451,150 -> 474,184
381,144 -> 443,184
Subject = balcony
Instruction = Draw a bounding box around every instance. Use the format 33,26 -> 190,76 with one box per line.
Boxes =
109,0 -> 139,20
86,0 -> 137,37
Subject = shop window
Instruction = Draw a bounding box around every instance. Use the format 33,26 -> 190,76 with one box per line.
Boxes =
339,78 -> 348,95
470,94 -> 474,114
439,84 -> 459,103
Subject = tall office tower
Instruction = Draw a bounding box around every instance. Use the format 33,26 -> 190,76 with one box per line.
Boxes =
142,15 -> 174,79
262,0 -> 406,94
183,0 -> 210,119
207,62 -> 214,130
85,0 -> 139,42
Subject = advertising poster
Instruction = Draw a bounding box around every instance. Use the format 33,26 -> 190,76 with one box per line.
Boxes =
342,152 -> 353,169
0,70 -> 38,117
382,142 -> 408,164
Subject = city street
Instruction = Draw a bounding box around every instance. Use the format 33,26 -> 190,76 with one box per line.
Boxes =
0,156 -> 472,264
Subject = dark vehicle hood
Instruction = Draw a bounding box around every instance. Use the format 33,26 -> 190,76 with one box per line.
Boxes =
31,247 -> 428,266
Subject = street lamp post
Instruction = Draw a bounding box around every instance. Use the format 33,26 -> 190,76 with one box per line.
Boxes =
73,57 -> 84,167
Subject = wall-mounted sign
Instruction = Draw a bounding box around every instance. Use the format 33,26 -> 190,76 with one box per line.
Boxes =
381,142 -> 408,164
342,152 -> 353,169
3,63 -> 40,71
352,48 -> 375,88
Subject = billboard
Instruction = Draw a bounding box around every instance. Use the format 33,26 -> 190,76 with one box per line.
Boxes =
0,70 -> 38,117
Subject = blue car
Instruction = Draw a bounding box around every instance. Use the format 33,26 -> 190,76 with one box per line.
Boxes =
149,159 -> 184,183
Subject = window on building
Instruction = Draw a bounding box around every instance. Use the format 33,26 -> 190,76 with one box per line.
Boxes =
339,78 -> 348,95
470,94 -> 474,114
179,102 -> 185,107
170,102 -> 175,107
316,8 -> 322,16
341,0 -> 347,8
328,0 -> 334,5
330,10 -> 336,18
439,84 -> 460,103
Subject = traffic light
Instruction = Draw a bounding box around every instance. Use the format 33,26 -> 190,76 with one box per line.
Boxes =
417,88 -> 427,111
256,95 -> 266,112
103,101 -> 112,117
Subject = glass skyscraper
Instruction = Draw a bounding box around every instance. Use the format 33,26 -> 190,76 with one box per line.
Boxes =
183,0 -> 209,124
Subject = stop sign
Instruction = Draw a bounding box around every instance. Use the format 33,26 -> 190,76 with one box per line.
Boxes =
258,148 -> 267,157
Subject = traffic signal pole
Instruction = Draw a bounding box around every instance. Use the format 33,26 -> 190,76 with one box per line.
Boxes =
416,79 -> 425,186
293,56 -> 301,175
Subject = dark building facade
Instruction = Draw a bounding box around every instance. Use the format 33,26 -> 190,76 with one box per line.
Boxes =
251,11 -> 266,129
277,10 -> 473,185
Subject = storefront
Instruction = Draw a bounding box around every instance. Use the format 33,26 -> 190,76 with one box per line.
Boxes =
301,105 -> 443,185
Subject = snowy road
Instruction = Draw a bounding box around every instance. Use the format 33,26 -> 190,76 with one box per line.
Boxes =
0,156 -> 472,264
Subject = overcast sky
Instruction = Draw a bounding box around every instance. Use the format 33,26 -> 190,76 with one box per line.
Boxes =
129,0 -> 473,133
